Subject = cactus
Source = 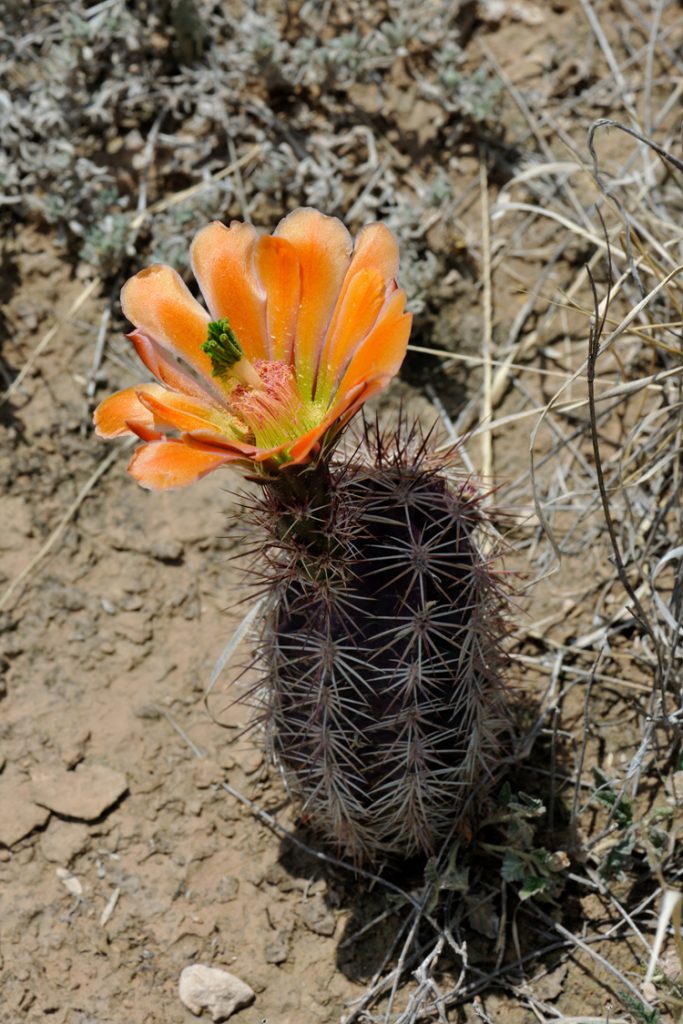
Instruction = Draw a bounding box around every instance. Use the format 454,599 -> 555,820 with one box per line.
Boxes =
247,420 -> 511,864
92,209 -> 512,864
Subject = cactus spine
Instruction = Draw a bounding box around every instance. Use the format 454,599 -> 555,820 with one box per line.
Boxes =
248,421 -> 510,864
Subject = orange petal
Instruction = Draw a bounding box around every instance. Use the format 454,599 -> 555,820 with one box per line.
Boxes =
336,290 -> 412,397
185,429 -> 258,456
129,331 -> 224,406
348,223 -> 399,287
94,384 -> 162,438
190,221 -> 267,361
126,420 -> 164,442
136,389 -> 238,438
128,440 -> 236,490
315,267 -> 385,402
319,223 -> 400,380
121,265 -> 213,380
255,236 -> 301,362
274,208 -> 352,399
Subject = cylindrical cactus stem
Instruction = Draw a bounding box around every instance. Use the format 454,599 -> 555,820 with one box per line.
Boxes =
254,425 -> 511,864
260,460 -> 335,554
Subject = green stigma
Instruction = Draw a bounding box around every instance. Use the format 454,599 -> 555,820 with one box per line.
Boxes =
201,318 -> 244,380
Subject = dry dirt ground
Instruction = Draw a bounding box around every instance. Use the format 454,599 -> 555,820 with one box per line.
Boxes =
2,2 -> 683,1023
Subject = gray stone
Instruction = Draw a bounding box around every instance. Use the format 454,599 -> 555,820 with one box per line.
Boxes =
299,895 -> 336,937
264,932 -> 289,964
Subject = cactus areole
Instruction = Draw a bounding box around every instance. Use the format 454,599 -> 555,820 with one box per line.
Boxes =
94,209 -> 510,863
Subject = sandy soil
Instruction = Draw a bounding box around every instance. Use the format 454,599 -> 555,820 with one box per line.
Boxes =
0,217 -> 641,1024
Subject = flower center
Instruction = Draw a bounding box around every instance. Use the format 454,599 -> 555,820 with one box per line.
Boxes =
201,318 -> 324,455
229,361 -> 322,452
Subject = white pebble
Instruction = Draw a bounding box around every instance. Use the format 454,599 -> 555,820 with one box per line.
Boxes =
56,867 -> 83,897
179,964 -> 255,1022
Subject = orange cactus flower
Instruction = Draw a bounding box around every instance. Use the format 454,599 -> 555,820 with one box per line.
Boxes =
94,208 -> 412,489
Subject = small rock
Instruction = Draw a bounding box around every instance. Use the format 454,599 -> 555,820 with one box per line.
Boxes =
641,980 -> 658,1003
192,759 -> 223,789
215,876 -> 240,902
40,821 -> 89,864
30,762 -> 128,821
61,587 -> 86,612
59,726 -> 91,769
244,863 -> 265,888
148,539 -> 184,563
134,703 -> 162,720
0,776 -> 50,847
531,961 -> 568,1001
298,895 -> 336,937
217,751 -> 235,771
240,750 -> 263,776
478,0 -> 506,20
510,0 -> 545,25
263,861 -> 302,892
2,635 -> 23,658
266,902 -> 294,933
56,866 -> 83,897
115,619 -> 152,646
124,128 -> 144,151
179,964 -> 254,1021
264,931 -> 289,964
175,912 -> 216,940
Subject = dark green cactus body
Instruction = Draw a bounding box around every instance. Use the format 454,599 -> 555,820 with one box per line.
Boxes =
254,426 -> 510,863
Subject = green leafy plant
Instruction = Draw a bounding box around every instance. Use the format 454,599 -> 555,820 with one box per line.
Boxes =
480,784 -> 569,903
619,991 -> 661,1024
